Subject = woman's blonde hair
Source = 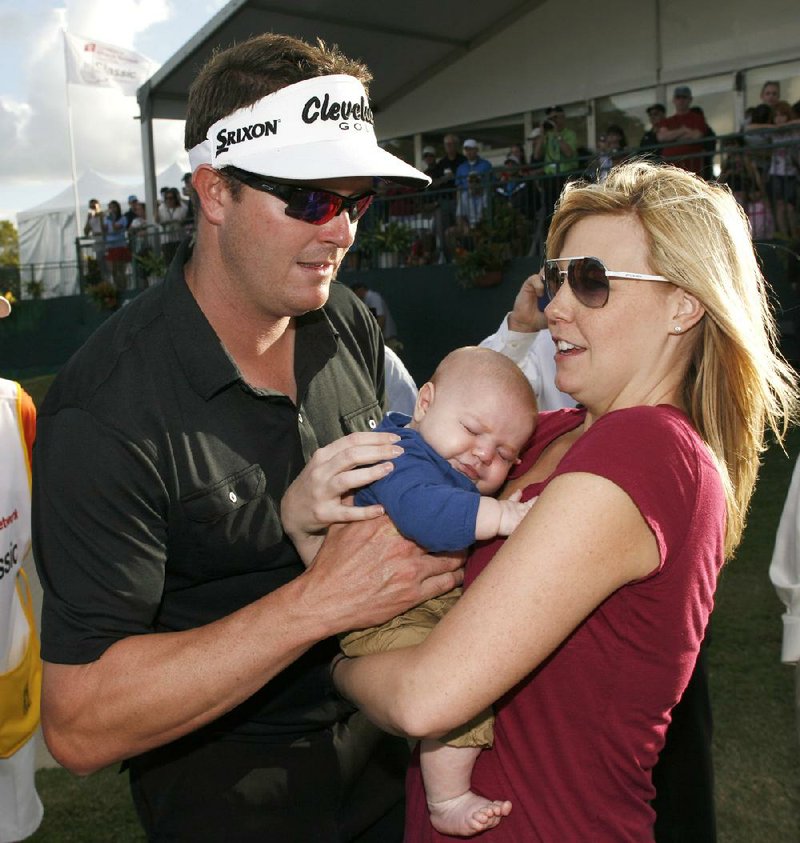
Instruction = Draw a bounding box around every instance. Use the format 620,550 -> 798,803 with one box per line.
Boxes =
547,161 -> 799,557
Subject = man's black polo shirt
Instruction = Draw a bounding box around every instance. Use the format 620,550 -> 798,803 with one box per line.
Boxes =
32,241 -> 385,739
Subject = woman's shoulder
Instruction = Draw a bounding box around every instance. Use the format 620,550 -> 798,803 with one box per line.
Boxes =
594,403 -> 694,430
562,405 -> 719,496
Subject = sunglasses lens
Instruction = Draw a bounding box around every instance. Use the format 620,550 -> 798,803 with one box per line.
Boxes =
284,189 -> 340,224
284,190 -> 374,225
350,194 -> 374,222
543,263 -> 562,300
572,258 -> 609,307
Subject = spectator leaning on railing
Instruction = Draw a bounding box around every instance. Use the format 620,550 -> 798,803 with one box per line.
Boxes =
747,101 -> 800,238
655,86 -> 708,176
639,104 -> 667,161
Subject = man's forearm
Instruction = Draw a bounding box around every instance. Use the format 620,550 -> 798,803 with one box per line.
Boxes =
43,518 -> 462,775
41,574 -> 335,775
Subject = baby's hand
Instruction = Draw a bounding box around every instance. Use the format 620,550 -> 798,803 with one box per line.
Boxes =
475,491 -> 537,541
497,490 -> 536,536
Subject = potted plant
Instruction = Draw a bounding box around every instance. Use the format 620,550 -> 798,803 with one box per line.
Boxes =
453,241 -> 509,288
24,280 -> 44,300
453,202 -> 527,288
85,280 -> 119,311
134,251 -> 169,285
357,220 -> 415,268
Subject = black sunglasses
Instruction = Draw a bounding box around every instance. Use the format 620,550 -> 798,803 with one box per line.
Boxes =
542,256 -> 669,308
223,166 -> 375,225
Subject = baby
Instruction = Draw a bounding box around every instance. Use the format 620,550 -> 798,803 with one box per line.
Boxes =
345,346 -> 538,836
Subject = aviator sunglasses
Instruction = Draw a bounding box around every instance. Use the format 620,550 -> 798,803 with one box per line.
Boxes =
542,256 -> 669,308
223,166 -> 375,225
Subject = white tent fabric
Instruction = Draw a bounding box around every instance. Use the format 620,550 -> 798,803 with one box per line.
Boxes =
17,163 -> 187,297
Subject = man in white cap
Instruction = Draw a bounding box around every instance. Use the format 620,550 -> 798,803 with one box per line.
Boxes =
0,294 -> 44,843
454,139 -> 492,191
32,34 -> 461,841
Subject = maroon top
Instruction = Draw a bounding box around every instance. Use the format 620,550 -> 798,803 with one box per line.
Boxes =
656,111 -> 709,174
405,406 -> 725,842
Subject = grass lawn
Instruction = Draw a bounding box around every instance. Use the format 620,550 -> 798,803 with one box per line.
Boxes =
21,374 -> 800,842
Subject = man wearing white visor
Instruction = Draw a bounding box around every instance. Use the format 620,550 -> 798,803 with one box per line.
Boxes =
32,34 -> 460,841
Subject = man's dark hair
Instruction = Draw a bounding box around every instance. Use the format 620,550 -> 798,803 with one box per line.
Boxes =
751,103 -> 773,124
184,34 -> 372,151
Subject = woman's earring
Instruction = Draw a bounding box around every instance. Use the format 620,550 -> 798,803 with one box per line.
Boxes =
674,325 -> 683,333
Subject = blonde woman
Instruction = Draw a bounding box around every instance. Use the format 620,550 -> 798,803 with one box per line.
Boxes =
283,161 -> 799,839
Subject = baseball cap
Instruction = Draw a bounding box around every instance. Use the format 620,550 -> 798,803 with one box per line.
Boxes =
128,194 -> 138,203
647,103 -> 666,115
0,296 -> 11,318
188,75 -> 430,188
673,85 -> 692,98
422,145 -> 436,156
463,138 -> 479,149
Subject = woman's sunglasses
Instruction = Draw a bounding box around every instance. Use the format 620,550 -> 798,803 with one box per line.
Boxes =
542,256 -> 669,308
223,166 -> 375,225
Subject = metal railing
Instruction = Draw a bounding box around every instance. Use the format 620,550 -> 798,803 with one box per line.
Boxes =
349,130 -> 800,270
12,131 -> 798,300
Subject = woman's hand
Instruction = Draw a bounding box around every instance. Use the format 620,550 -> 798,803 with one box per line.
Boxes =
507,274 -> 548,334
281,431 -> 404,565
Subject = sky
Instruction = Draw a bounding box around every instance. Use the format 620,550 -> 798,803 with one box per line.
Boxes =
0,0 -> 228,223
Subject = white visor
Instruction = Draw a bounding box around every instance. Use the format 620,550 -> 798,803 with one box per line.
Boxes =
188,75 -> 430,188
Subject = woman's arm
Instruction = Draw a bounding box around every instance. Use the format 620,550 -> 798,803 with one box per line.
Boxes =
334,471 -> 659,737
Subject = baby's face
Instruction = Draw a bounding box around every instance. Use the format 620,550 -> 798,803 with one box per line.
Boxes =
415,384 -> 535,494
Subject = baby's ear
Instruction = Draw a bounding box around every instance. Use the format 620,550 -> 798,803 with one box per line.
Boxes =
413,382 -> 435,423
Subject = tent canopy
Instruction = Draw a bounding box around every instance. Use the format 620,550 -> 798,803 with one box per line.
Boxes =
138,0 -> 546,120
17,163 -> 188,297
18,163 -> 187,218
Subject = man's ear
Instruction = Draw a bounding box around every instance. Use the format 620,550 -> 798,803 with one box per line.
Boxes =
672,288 -> 705,334
191,165 -> 231,226
413,382 -> 434,424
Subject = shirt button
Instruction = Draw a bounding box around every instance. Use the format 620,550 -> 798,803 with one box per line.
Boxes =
298,413 -> 304,424
368,418 -> 377,429
229,491 -> 237,503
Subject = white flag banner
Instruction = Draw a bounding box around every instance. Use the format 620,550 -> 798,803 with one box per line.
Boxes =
64,31 -> 157,96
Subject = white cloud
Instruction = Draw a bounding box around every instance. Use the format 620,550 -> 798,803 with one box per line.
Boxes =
0,0 -> 216,221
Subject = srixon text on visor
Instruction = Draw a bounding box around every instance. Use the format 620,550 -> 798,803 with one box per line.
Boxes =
214,93 -> 375,155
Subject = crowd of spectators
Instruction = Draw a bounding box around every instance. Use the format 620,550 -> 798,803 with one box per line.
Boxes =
358,83 -> 800,269
82,173 -> 196,293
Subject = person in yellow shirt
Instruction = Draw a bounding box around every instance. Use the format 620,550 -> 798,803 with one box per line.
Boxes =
0,293 -> 43,842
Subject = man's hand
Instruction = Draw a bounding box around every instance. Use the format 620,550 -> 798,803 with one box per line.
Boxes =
507,274 -> 549,334
299,517 -> 464,635
281,432 -> 403,564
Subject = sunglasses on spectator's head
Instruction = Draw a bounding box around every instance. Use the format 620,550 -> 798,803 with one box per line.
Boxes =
542,256 -> 669,308
223,166 -> 375,225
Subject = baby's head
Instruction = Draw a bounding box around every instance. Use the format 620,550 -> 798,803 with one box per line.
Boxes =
410,347 -> 538,494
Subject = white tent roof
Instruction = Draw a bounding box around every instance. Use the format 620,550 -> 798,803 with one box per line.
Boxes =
18,163 -> 187,218
17,163 -> 189,298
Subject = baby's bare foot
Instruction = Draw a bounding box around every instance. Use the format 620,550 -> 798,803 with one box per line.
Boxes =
428,790 -> 512,837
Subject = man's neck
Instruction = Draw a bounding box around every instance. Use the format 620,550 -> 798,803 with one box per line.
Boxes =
184,251 -> 298,400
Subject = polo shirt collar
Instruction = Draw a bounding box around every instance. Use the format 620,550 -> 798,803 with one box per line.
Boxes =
162,240 -> 339,401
